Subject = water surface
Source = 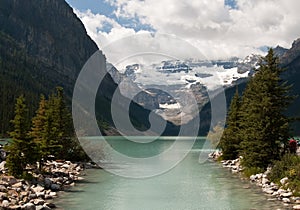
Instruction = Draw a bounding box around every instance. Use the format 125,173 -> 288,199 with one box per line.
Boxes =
56,137 -> 285,210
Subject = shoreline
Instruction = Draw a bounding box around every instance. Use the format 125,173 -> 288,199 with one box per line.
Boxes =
0,159 -> 98,210
209,151 -> 300,210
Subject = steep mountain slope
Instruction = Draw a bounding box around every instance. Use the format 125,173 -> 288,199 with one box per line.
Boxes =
0,0 -> 175,136
0,0 -> 99,135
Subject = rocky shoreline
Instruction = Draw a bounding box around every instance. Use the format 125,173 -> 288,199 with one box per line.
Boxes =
0,152 -> 92,210
209,151 -> 300,210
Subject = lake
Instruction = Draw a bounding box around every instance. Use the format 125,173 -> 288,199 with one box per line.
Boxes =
55,136 -> 285,210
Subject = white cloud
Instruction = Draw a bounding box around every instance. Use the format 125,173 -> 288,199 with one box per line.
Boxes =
73,0 -> 300,61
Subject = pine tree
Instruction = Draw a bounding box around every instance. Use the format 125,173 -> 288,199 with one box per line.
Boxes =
49,87 -> 74,159
29,94 -> 48,167
6,95 -> 37,177
239,49 -> 293,169
219,87 -> 241,160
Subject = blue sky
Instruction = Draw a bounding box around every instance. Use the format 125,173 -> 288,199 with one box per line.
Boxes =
66,0 -> 154,32
66,0 -> 300,60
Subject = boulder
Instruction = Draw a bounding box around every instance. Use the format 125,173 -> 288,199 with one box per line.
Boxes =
280,177 -> 289,185
10,205 -> 21,210
48,192 -> 57,197
0,161 -> 6,171
293,205 -> 300,209
265,189 -> 274,194
28,193 -> 37,200
23,202 -> 36,210
32,185 -> 44,193
256,173 -> 263,179
34,199 -> 45,205
36,191 -> 45,198
282,198 -> 291,203
2,199 -> 9,207
262,178 -> 270,185
44,202 -> 56,209
281,192 -> 293,198
44,178 -> 52,189
62,164 -> 70,169
50,184 -> 60,191
41,205 -> 51,210
250,175 -> 256,181
12,181 -> 23,189
0,185 -> 6,192
0,192 -> 7,200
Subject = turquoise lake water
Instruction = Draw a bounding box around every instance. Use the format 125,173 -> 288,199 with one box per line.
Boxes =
55,136 -> 286,210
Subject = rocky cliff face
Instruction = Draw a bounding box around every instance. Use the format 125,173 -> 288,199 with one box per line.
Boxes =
0,0 -> 103,135
0,0 -> 178,136
0,0 -> 98,91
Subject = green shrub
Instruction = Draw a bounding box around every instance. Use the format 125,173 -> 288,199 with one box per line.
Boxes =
243,167 -> 264,177
268,153 -> 300,184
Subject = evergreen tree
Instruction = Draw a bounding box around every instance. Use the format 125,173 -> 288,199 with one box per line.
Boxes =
219,87 -> 241,160
29,94 -> 48,166
49,87 -> 74,159
239,49 -> 293,169
6,95 -> 37,177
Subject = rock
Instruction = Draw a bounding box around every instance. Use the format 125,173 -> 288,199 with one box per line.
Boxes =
294,197 -> 300,202
8,189 -> 18,198
1,176 -> 17,185
250,175 -> 256,181
48,192 -> 57,197
36,191 -> 45,198
62,164 -> 70,169
44,178 -> 52,189
281,192 -> 293,198
0,192 -> 7,200
41,205 -> 51,210
34,199 -> 45,205
49,192 -> 57,197
293,205 -> 300,209
282,198 -> 291,203
2,199 -> 9,207
262,178 -> 270,185
20,191 -> 28,199
28,193 -> 37,200
50,184 -> 60,191
0,185 -> 6,192
278,189 -> 287,194
12,181 -> 23,189
75,176 -> 85,181
44,194 -> 52,200
23,202 -> 36,210
36,206 -> 44,210
265,189 -> 274,194
32,185 -> 44,193
0,161 -> 6,171
44,202 -> 56,209
10,205 -> 21,209
280,177 -> 289,185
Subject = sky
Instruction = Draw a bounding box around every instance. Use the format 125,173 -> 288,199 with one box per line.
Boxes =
66,0 -> 300,62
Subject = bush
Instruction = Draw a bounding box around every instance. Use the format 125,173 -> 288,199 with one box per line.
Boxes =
243,167 -> 264,177
268,153 -> 300,193
268,153 -> 300,182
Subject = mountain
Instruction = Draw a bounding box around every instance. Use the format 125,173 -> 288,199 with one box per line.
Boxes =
0,0 -> 176,137
0,0 -> 100,135
206,39 -> 300,136
108,56 -> 260,125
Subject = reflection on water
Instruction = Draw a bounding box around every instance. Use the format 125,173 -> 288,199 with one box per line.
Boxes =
56,137 -> 286,210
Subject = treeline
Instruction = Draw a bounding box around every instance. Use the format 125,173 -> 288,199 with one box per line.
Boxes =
219,49 -> 295,173
5,87 -> 88,178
